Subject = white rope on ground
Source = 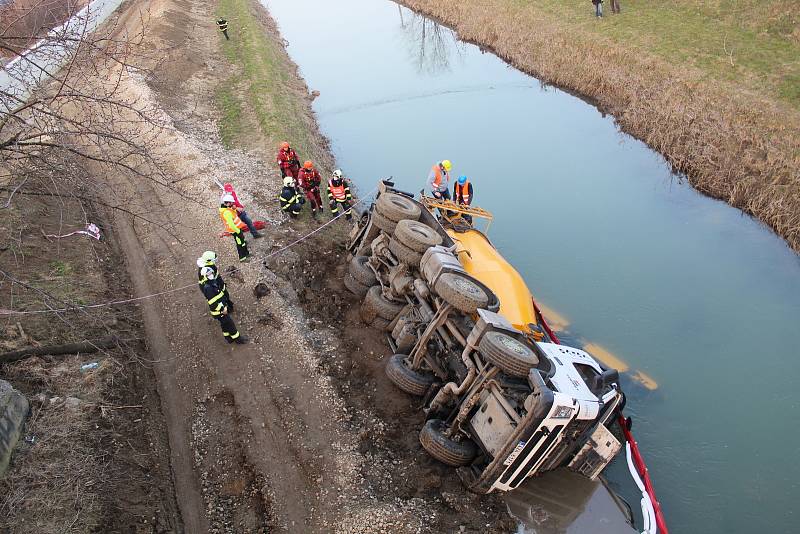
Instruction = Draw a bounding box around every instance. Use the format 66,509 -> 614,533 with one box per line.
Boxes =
0,187 -> 378,316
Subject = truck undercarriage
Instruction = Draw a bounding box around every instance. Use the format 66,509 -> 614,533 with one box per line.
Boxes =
345,181 -> 625,494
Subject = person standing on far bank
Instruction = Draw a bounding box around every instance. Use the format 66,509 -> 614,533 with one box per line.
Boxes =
592,0 -> 603,18
217,18 -> 229,40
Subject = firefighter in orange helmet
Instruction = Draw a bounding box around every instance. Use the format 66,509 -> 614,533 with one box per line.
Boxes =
276,142 -> 301,183
298,161 -> 324,217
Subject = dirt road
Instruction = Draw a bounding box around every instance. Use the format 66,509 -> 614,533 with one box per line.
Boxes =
95,0 -> 516,531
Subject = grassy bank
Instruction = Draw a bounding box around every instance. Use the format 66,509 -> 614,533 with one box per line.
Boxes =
214,0 -> 332,168
399,0 -> 800,252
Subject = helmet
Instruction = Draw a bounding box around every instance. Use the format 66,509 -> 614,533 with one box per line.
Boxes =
303,160 -> 314,169
283,176 -> 295,187
200,266 -> 216,280
441,160 -> 452,172
221,193 -> 235,204
280,141 -> 290,150
332,169 -> 343,179
458,175 -> 467,185
200,250 -> 217,265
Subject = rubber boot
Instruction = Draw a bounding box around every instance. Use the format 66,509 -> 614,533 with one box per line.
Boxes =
252,231 -> 264,239
234,335 -> 249,345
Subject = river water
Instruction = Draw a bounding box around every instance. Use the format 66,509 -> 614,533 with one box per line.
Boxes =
262,0 -> 800,531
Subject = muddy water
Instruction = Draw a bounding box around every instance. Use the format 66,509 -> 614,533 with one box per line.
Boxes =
262,0 -> 800,531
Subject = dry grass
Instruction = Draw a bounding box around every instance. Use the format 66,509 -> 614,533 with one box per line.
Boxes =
399,0 -> 800,252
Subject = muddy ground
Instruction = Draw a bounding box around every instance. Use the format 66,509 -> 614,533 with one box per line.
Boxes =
3,0 -> 517,531
0,191 -> 180,532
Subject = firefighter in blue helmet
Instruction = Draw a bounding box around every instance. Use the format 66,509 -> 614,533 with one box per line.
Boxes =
453,175 -> 473,224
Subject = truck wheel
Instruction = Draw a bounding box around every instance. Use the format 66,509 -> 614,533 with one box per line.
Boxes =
370,316 -> 392,331
385,354 -> 434,396
394,219 -> 443,253
389,238 -> 423,267
371,210 -> 397,234
434,273 -> 488,314
364,285 -> 405,320
344,273 -> 370,298
376,193 -> 421,222
349,255 -> 377,286
479,331 -> 539,377
420,419 -> 477,466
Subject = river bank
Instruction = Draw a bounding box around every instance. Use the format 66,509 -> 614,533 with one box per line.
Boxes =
0,0 -> 522,529
396,0 -> 800,253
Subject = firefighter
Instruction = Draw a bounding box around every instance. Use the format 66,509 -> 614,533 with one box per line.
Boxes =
428,159 -> 452,200
297,161 -> 323,217
196,250 -> 220,278
216,18 -> 229,40
198,263 -> 248,344
277,176 -> 303,217
222,183 -> 263,238
276,142 -> 301,184
327,169 -> 353,220
453,175 -> 473,224
220,193 -> 250,261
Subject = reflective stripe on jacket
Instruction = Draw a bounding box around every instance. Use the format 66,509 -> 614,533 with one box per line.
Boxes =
454,181 -> 472,205
428,164 -> 449,192
200,278 -> 228,316
298,168 -> 321,191
219,206 -> 246,232
277,186 -> 301,211
276,148 -> 299,169
217,20 -> 228,31
327,180 -> 351,201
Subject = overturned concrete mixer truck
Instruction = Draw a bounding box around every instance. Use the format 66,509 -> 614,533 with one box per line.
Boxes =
344,180 -> 625,494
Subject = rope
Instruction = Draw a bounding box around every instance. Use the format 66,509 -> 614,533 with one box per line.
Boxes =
0,188 -> 377,316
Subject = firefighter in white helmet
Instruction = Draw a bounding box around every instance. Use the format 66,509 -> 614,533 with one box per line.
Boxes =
197,258 -> 247,344
219,193 -> 250,261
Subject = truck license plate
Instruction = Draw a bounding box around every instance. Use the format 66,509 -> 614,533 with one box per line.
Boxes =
504,440 -> 527,466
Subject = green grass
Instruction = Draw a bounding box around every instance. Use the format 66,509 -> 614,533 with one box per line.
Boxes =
214,0 -> 317,154
513,0 -> 800,107
215,82 -> 244,147
49,260 -> 73,277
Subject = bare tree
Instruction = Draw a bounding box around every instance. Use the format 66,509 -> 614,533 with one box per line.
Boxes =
0,0 -> 181,214
398,8 -> 464,75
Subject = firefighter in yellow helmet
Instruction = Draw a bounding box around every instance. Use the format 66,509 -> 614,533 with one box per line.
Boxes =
428,159 -> 452,200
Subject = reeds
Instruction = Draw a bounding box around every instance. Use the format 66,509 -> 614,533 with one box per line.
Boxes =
399,0 -> 800,252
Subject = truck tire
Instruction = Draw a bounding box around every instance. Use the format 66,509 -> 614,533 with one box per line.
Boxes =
364,285 -> 405,320
376,193 -> 421,222
349,255 -> 377,286
479,331 -> 539,377
360,300 -> 377,323
434,273 -> 488,314
394,219 -> 443,253
344,273 -> 370,298
389,238 -> 423,268
419,419 -> 477,466
385,354 -> 434,396
371,316 -> 392,331
371,210 -> 397,234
